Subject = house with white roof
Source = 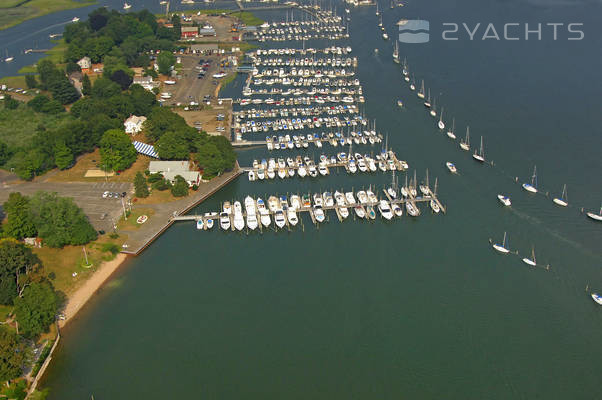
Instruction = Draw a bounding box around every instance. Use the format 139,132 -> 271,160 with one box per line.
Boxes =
124,115 -> 147,134
148,160 -> 201,187
77,56 -> 91,70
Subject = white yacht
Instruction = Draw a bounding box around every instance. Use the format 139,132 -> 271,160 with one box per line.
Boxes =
354,205 -> 365,218
378,200 -> 393,220
497,194 -> 511,207
244,196 -> 258,230
492,232 -> 510,254
287,208 -> 298,226
233,201 -> 245,231
522,246 -> 537,267
196,218 -> 204,230
472,136 -> 485,162
522,166 -> 538,193
446,162 -> 457,174
460,126 -> 470,151
204,212 -> 216,230
274,210 -> 286,228
437,107 -> 445,130
430,199 -> 440,213
345,192 -> 356,205
248,170 -> 256,181
219,212 -> 231,230
313,205 -> 325,222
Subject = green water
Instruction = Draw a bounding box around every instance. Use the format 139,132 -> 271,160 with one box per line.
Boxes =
40,0 -> 602,398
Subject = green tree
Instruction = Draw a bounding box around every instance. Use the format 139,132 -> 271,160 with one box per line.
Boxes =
4,95 -> 19,110
25,74 -> 37,89
170,175 -> 188,197
91,77 -> 121,98
48,77 -> 80,105
156,131 -> 190,160
100,129 -> 137,172
81,74 -> 92,96
2,193 -> 37,241
195,142 -> 223,178
54,141 -> 74,170
0,327 -> 27,382
40,99 -> 65,114
27,94 -> 50,112
145,106 -> 188,141
28,192 -> 97,247
134,171 -> 149,198
156,51 -> 175,75
0,140 -> 9,166
110,69 -> 133,90
0,240 -> 40,305
65,61 -> 81,75
14,282 -> 58,338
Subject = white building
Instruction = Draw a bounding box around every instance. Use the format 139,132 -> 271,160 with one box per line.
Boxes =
148,160 -> 201,187
77,56 -> 91,70
124,115 -> 147,134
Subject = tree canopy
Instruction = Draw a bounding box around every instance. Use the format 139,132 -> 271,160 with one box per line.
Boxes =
0,240 -> 40,305
0,327 -> 27,382
14,281 -> 58,338
100,129 -> 137,172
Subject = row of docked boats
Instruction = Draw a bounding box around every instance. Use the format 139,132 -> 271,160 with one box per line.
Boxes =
236,115 -> 368,134
251,69 -> 357,81
250,56 -> 357,68
235,104 -> 359,119
265,130 -> 382,150
248,78 -> 360,89
251,32 -> 349,42
253,46 -> 353,56
243,85 -> 361,96
239,95 -> 364,106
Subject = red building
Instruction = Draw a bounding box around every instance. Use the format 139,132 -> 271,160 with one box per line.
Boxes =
181,26 -> 198,39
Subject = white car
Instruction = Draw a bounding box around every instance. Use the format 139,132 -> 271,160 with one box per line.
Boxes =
102,191 -> 109,198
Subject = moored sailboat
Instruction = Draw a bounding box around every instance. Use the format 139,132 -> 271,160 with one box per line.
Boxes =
522,246 -> 537,267
472,136 -> 485,162
552,184 -> 568,207
460,126 -> 470,151
492,232 -> 510,254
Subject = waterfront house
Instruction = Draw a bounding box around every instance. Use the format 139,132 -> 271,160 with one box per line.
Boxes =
77,56 -> 91,71
124,115 -> 147,134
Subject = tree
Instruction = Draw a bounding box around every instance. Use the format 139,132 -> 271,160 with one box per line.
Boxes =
0,140 -> 9,166
0,327 -> 27,382
145,106 -> 188,141
91,77 -> 121,98
156,51 -> 175,75
2,193 -> 37,241
0,240 -> 40,305
54,141 -> 74,170
134,171 -> 149,198
28,192 -> 97,247
171,175 -> 188,197
82,74 -> 92,96
25,74 -> 37,89
40,99 -> 65,114
128,84 -> 156,115
3,95 -> 19,110
100,129 -> 137,172
14,282 -> 58,338
156,131 -> 190,160
65,61 -> 81,75
48,77 -> 80,105
110,69 -> 132,90
195,142 -> 223,178
27,94 -> 50,112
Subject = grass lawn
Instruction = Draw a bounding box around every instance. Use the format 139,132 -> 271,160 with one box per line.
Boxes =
0,75 -> 28,88
33,233 -> 127,296
0,103 -> 73,148
18,39 -> 68,74
47,148 -> 151,183
117,207 -> 155,231
0,0 -> 97,31
134,188 -> 184,205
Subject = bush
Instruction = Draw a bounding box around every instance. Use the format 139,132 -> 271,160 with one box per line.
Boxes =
109,233 -> 119,239
134,171 -> 149,198
101,242 -> 120,255
146,172 -> 163,183
170,175 -> 188,197
152,178 -> 171,191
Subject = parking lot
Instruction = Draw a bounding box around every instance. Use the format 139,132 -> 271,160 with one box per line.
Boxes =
0,179 -> 133,233
166,54 -> 225,106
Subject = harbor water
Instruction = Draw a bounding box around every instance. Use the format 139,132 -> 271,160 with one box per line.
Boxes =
1,0 -> 600,398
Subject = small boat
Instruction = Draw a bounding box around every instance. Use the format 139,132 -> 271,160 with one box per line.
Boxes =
354,205 -> 365,218
71,17 -> 80,22
446,162 -> 457,174
592,293 -> 602,305
287,208 -> 298,226
447,118 -> 456,139
248,170 -> 256,181
366,205 -> 376,220
123,2 -> 131,9
397,100 -> 403,107
382,33 -> 389,40
437,107 -> 445,130
313,205 -> 325,222
345,192 -> 356,205
522,166 -> 538,193
392,40 -> 399,63
492,232 -> 510,254
552,184 -> 568,207
405,201 -> 420,217
274,210 -> 286,228
392,203 -> 403,217
497,194 -> 511,206
586,203 -> 602,222
196,218 -> 204,230
378,200 -> 393,220
219,212 -> 230,230
204,212 -> 216,230
472,136 -> 485,162
522,246 -> 537,267
460,126 -> 470,151
430,199 -> 440,213
417,80 -> 425,99
233,201 -> 245,231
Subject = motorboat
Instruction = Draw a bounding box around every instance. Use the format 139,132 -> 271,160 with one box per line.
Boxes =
233,201 -> 245,231
497,194 -> 511,207
223,201 -> 232,215
204,212 -> 216,230
313,205 -> 325,222
290,195 -> 301,210
378,200 -> 393,220
357,190 -> 368,205
244,196 -> 258,230
248,170 -> 256,181
366,205 -> 376,220
196,218 -> 204,230
268,196 -> 280,212
405,201 -> 420,217
354,205 -> 365,218
392,203 -> 403,217
219,212 -> 230,230
345,192 -> 356,205
274,210 -> 286,228
446,162 -> 457,173
287,208 -> 298,225
592,293 -> 602,305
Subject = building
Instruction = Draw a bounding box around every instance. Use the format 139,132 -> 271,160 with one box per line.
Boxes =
77,56 -> 91,71
198,26 -> 216,37
132,76 -> 157,91
124,115 -> 147,134
148,160 -> 201,187
181,26 -> 198,39
190,43 -> 219,54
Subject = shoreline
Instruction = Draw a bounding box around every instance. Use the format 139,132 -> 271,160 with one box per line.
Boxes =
0,0 -> 96,31
58,253 -> 129,328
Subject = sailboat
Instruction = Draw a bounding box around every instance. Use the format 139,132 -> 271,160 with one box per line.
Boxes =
522,246 -> 537,266
375,2 -> 380,16
460,126 -> 470,151
417,80 -> 425,99
522,166 -> 538,193
402,58 -> 408,76
552,184 -> 568,207
392,40 -> 399,63
446,118 -> 456,139
586,203 -> 602,222
430,96 -> 437,117
492,232 -> 510,254
472,136 -> 485,162
424,88 -> 431,108
123,2 -> 132,9
4,50 -> 14,62
592,293 -> 602,305
437,107 -> 445,130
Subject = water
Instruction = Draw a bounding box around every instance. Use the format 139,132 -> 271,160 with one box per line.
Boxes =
2,0 -> 600,398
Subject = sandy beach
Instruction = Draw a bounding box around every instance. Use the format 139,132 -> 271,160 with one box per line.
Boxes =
59,253 -> 129,328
